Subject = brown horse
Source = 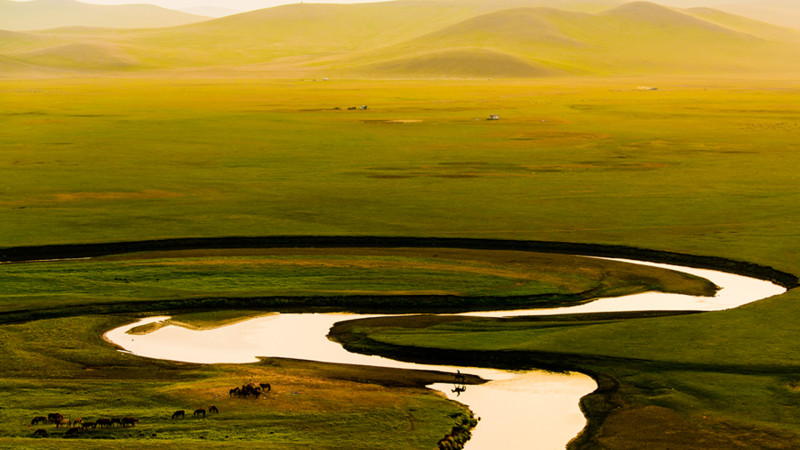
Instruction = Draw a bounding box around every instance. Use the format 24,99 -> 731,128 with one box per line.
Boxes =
96,418 -> 112,428
237,384 -> 262,398
56,418 -> 71,428
121,417 -> 139,427
171,410 -> 185,419
193,408 -> 206,417
208,405 -> 219,414
30,416 -> 48,426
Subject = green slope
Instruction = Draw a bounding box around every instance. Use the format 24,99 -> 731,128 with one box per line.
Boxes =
0,29 -> 45,52
0,0 -> 208,31
363,47 -> 557,78
14,42 -> 140,70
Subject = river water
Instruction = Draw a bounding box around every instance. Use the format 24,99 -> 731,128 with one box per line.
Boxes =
104,259 -> 785,449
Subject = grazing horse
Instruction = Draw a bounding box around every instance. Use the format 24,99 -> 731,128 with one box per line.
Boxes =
81,421 -> 96,429
72,418 -> 83,427
56,418 -> 71,428
121,417 -> 139,427
259,383 -> 271,392
231,384 -> 261,398
96,418 -> 112,428
208,405 -> 219,414
171,410 -> 185,419
193,408 -> 206,417
47,413 -> 63,424
30,416 -> 48,426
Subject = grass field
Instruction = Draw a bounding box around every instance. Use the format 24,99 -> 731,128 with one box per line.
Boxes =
2,76 -> 799,267
2,74 -> 800,448
0,314 -> 476,448
0,248 -> 714,309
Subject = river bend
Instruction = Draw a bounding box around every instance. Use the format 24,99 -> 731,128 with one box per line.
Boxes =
105,258 -> 785,449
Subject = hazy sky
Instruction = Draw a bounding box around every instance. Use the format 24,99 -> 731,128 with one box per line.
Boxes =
79,0 -> 388,13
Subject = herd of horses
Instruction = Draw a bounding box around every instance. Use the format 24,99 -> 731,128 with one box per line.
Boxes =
30,380 -> 270,435
229,382 -> 271,399
31,413 -> 139,430
171,405 -> 218,419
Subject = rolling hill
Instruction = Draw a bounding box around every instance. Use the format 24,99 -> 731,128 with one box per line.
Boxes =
0,0 -> 209,31
0,0 -> 798,78
364,47 -> 557,78
656,0 -> 800,30
685,7 -> 800,44
14,42 -> 141,70
338,2 -> 800,77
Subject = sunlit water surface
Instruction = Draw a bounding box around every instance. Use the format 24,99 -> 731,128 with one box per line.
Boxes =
105,259 -> 785,449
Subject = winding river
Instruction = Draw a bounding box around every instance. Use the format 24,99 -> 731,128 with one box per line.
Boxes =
105,258 -> 786,449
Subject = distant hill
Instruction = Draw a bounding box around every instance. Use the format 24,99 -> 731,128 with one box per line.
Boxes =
685,7 -> 800,43
717,2 -> 800,31
339,2 -> 800,77
180,6 -> 239,18
655,0 -> 800,30
0,0 -> 209,31
1,0 -> 799,78
604,1 -> 741,32
15,42 -> 141,70
364,47 -> 557,78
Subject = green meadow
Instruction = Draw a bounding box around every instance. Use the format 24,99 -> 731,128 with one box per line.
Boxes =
2,76 -> 799,266
0,314 -> 475,448
0,248 -> 714,309
1,73 -> 800,448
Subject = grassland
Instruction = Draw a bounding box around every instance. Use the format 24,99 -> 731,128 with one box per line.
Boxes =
2,76 -> 799,269
0,242 -> 712,447
1,74 -> 800,448
0,247 -> 715,312
0,314 -> 476,448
